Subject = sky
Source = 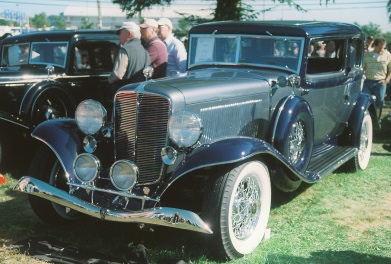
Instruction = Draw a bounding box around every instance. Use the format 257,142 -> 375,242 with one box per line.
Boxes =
0,0 -> 389,32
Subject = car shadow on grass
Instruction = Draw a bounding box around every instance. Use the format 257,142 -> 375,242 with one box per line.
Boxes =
0,188 -> 213,263
269,250 -> 391,264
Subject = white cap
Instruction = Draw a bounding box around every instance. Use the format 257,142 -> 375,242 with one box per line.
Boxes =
157,18 -> 173,29
139,18 -> 158,29
116,21 -> 140,35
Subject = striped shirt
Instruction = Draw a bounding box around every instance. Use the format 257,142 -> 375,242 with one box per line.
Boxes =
363,49 -> 391,81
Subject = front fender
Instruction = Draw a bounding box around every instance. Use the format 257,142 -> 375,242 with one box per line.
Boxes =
171,137 -> 320,184
0,109 -> 30,130
32,118 -> 82,179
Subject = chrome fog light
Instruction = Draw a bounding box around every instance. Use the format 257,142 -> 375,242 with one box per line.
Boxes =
161,146 -> 177,165
83,135 -> 97,153
73,153 -> 100,182
110,160 -> 138,191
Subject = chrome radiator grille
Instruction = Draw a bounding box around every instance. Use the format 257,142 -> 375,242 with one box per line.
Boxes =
114,92 -> 170,185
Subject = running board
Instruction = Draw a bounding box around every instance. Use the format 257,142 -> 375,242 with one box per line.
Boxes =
307,145 -> 357,179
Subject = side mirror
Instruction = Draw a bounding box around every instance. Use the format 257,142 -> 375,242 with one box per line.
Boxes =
276,76 -> 288,87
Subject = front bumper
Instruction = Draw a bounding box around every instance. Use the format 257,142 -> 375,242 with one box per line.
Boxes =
14,176 -> 213,234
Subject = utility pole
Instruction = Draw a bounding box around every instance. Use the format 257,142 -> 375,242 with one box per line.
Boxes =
97,0 -> 102,29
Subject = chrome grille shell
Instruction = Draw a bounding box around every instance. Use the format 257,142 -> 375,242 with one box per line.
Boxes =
114,91 -> 170,185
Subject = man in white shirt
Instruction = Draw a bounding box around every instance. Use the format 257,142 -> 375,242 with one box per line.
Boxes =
157,18 -> 187,75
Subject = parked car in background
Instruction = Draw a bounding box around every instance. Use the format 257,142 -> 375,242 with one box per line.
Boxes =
0,30 -> 118,169
14,21 -> 379,260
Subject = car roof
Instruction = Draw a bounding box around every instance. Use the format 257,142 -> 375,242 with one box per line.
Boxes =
1,30 -> 117,44
189,20 -> 364,39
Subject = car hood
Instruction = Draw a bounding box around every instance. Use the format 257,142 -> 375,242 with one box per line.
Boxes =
138,68 -> 278,105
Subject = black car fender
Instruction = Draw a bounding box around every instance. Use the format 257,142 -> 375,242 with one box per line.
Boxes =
0,109 -> 30,130
169,137 -> 320,188
19,80 -> 76,124
31,118 -> 82,181
345,93 -> 378,147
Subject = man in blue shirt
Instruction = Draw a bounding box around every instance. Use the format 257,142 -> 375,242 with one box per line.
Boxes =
157,18 -> 187,75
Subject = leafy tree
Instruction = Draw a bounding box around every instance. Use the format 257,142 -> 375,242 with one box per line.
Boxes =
0,19 -> 12,26
31,12 -> 49,29
355,22 -> 383,39
388,0 -> 391,23
48,15 -> 67,30
112,0 -> 323,21
80,17 -> 94,29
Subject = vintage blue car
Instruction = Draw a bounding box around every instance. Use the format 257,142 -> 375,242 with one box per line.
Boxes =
14,21 -> 378,260
0,30 -> 118,169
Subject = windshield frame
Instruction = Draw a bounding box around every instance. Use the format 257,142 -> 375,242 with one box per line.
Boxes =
188,34 -> 305,74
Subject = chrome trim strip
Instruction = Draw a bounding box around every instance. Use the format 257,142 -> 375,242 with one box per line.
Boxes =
14,177 -> 212,234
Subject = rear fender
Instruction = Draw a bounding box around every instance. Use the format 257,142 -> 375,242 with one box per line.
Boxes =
346,93 -> 378,147
31,118 -> 82,180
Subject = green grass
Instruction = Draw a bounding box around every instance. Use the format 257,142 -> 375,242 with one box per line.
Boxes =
1,112 -> 391,264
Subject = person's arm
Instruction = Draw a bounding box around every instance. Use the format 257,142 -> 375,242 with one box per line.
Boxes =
147,42 -> 159,67
175,40 -> 187,73
108,49 -> 128,84
385,58 -> 391,84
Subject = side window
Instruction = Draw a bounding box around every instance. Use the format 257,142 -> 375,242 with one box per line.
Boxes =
73,40 -> 118,73
30,42 -> 68,67
74,47 -> 91,70
307,39 -> 345,74
349,38 -> 363,68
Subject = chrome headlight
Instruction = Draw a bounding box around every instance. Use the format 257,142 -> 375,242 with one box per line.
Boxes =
73,153 -> 100,183
168,109 -> 202,148
110,160 -> 138,191
75,99 -> 107,135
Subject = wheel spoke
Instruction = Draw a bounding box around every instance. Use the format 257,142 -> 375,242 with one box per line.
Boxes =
232,176 -> 261,240
288,121 -> 306,163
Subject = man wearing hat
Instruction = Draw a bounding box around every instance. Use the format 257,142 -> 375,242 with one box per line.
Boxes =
139,18 -> 168,79
157,18 -> 187,75
108,21 -> 150,91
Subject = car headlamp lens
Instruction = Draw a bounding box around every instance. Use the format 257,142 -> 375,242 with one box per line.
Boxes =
110,160 -> 138,191
75,99 -> 107,135
168,109 -> 202,148
73,153 -> 100,182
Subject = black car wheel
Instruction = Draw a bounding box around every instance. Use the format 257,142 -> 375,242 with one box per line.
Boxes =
28,144 -> 78,224
202,161 -> 271,260
30,90 -> 72,126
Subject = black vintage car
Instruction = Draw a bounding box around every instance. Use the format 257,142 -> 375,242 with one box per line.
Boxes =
14,21 -> 378,260
0,30 -> 118,168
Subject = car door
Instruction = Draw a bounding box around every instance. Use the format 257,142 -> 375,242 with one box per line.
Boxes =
299,38 -> 355,145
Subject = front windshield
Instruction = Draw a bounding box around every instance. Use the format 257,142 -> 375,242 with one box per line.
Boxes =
189,34 -> 304,73
1,41 -> 68,68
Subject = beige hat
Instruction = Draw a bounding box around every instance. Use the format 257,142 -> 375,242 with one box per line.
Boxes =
157,18 -> 173,29
139,18 -> 158,29
115,21 -> 139,35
